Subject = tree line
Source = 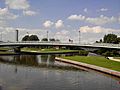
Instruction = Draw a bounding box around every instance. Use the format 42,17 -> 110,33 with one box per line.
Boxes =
22,35 -> 60,42
96,34 -> 120,44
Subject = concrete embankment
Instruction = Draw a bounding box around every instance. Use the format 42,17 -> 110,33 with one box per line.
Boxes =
55,57 -> 120,78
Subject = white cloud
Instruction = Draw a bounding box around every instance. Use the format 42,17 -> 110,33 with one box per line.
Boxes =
5,0 -> 30,10
0,8 -> 18,27
68,14 -> 85,21
43,20 -> 54,28
84,8 -> 88,13
55,20 -> 64,29
68,14 -> 118,25
79,26 -> 118,34
23,10 -> 37,16
0,8 -> 18,20
118,16 -> 120,23
99,8 -> 108,12
54,30 -> 70,42
86,15 -> 116,25
79,26 -> 103,33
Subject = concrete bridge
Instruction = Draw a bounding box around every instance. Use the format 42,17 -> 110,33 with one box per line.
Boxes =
0,41 -> 120,52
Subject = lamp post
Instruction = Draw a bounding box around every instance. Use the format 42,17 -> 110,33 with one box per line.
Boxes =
47,30 -> 48,41
16,30 -> 19,42
79,30 -> 80,44
27,32 -> 29,36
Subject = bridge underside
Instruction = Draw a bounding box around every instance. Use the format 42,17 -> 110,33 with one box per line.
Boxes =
1,44 -> 119,54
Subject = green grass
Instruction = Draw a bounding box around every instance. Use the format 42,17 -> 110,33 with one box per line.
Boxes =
62,56 -> 120,72
0,51 -> 15,54
0,47 -> 11,51
22,48 -> 78,53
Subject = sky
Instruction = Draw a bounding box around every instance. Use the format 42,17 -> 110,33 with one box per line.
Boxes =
0,0 -> 120,43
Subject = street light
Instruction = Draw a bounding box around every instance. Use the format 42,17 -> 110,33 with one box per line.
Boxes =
79,30 -> 80,44
47,30 -> 48,41
16,30 -> 19,42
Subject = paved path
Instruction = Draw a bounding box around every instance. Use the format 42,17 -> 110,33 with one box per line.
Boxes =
108,57 -> 120,62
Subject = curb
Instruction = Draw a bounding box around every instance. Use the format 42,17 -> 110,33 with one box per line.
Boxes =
55,57 -> 120,78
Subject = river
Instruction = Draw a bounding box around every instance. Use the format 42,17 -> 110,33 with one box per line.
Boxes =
0,55 -> 120,90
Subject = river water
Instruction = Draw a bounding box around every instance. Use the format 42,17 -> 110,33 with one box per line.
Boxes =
0,55 -> 120,90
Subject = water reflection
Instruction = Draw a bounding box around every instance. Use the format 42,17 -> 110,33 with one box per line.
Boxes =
0,55 -> 120,90
0,55 -> 80,71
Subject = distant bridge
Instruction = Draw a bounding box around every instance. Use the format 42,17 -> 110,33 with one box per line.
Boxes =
0,42 -> 120,50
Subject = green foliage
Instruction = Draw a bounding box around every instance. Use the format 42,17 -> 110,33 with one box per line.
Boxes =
49,38 -> 55,42
79,50 -> 89,56
94,49 -> 120,57
22,35 -> 29,41
22,35 -> 39,41
103,34 -> 118,44
28,35 -> 39,41
41,38 -> 48,41
96,34 -> 120,44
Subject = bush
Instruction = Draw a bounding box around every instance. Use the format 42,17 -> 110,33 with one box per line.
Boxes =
79,50 -> 89,56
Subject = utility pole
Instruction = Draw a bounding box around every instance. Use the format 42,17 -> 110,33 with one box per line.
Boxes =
47,30 -> 48,41
16,30 -> 19,42
79,30 -> 80,44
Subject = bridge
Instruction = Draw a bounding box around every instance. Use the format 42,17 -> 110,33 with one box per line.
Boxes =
0,41 -> 120,52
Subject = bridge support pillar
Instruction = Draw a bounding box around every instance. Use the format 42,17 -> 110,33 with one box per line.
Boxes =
14,47 -> 21,53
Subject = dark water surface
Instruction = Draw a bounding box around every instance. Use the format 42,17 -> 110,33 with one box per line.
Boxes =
0,55 -> 120,90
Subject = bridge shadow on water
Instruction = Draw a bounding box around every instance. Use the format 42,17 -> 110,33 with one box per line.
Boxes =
0,54 -> 85,71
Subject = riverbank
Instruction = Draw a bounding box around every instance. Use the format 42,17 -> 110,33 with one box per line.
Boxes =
108,57 -> 120,62
55,56 -> 120,78
21,48 -> 79,54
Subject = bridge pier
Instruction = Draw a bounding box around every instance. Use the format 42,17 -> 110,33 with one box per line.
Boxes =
14,47 -> 21,53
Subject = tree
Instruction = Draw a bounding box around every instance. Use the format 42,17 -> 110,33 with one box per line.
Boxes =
49,38 -> 55,42
41,38 -> 48,41
28,35 -> 39,41
56,39 -> 60,42
116,37 -> 120,44
22,35 -> 29,41
22,35 -> 39,41
103,34 -> 117,44
100,39 -> 102,43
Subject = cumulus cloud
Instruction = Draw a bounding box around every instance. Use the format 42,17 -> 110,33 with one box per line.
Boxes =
79,26 -> 103,33
0,8 -> 18,20
79,26 -> 118,34
86,15 -> 116,25
0,8 -> 18,27
84,8 -> 88,13
54,30 -> 70,42
68,14 -> 85,21
43,20 -> 54,28
55,20 -> 64,29
118,16 -> 120,23
5,0 -> 30,10
23,10 -> 37,16
99,8 -> 108,12
68,14 -> 117,25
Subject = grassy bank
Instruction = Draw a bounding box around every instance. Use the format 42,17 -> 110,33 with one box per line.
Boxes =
22,48 -> 78,53
0,47 -> 11,51
62,56 -> 120,72
0,51 -> 15,54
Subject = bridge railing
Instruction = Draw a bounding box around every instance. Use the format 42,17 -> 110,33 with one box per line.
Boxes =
93,43 -> 120,47
0,41 -> 120,48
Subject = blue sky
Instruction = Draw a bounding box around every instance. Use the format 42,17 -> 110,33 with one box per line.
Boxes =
0,0 -> 120,43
